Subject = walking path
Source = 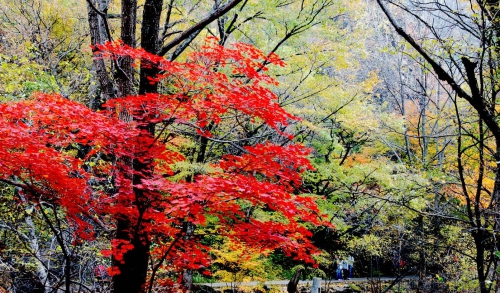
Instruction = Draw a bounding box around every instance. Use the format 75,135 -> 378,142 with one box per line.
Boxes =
197,277 -> 418,288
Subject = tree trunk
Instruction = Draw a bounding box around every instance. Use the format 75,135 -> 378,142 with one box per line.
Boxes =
494,149 -> 500,293
182,221 -> 195,291
11,181 -> 53,293
116,0 -> 137,96
474,231 -> 488,293
113,219 -> 150,293
287,267 -> 304,293
111,1 -> 147,292
23,205 -> 52,292
139,0 -> 163,95
419,71 -> 428,165
86,0 -> 116,109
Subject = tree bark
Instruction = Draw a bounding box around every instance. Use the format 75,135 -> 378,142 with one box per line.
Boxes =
18,195 -> 52,293
113,219 -> 151,293
474,231 -> 488,293
139,0 -> 163,95
111,1 -> 148,292
116,0 -> 137,97
87,0 -> 116,109
287,267 -> 304,293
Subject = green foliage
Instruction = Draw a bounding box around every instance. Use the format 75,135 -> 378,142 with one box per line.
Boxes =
0,54 -> 58,99
0,0 -> 92,101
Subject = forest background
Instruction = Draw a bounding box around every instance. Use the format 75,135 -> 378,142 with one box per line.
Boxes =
0,0 -> 499,292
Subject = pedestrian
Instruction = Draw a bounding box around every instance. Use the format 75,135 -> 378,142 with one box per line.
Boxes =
341,258 -> 349,280
335,256 -> 343,280
347,255 -> 354,279
330,258 -> 337,280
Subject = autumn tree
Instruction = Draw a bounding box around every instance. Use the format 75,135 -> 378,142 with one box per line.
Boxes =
84,0 -> 344,288
0,36 -> 331,293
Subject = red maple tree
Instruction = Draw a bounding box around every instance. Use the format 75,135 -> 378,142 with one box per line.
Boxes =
0,38 -> 330,292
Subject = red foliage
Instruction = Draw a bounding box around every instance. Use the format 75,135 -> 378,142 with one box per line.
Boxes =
0,38 -> 332,289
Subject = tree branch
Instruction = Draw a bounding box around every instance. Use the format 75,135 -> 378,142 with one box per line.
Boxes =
159,0 -> 243,56
376,0 -> 500,147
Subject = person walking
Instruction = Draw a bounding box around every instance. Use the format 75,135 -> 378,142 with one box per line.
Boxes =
341,258 -> 349,280
335,256 -> 343,280
330,258 -> 337,280
347,255 -> 354,279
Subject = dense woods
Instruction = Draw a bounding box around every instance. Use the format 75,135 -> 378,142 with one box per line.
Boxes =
0,0 -> 499,292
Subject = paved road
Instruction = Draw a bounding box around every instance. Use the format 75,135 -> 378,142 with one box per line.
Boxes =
198,277 -> 417,288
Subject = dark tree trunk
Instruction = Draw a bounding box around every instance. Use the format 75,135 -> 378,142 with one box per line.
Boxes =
474,231 -> 488,293
112,144 -> 154,293
139,0 -> 163,95
181,221 -> 195,291
116,0 -> 137,96
113,219 -> 151,293
111,1 -> 146,292
493,147 -> 500,293
287,267 -> 303,293
86,0 -> 116,109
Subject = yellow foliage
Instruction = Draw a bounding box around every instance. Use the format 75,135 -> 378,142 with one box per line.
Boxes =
211,240 -> 274,283
348,234 -> 388,257
0,0 -> 92,101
